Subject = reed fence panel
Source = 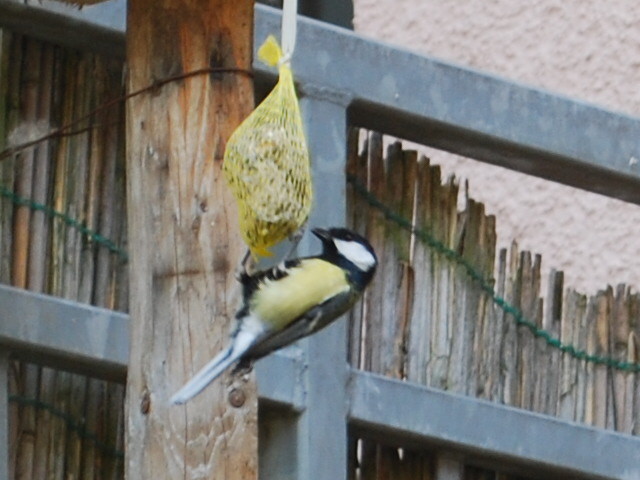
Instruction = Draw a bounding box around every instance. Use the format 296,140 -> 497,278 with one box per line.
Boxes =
0,32 -> 127,479
347,130 -> 638,479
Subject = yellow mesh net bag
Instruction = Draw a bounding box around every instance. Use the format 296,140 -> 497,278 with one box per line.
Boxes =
223,35 -> 312,258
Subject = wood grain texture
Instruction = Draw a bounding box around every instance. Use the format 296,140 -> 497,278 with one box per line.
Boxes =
125,1 -> 257,478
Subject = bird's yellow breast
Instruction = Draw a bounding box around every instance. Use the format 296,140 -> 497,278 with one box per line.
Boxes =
250,259 -> 350,330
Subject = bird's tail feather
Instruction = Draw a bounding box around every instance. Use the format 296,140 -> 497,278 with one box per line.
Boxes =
170,327 -> 258,404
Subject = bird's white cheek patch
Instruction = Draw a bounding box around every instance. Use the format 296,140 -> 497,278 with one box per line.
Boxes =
334,239 -> 376,271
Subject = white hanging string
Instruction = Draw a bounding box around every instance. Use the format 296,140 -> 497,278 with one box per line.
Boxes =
280,0 -> 298,65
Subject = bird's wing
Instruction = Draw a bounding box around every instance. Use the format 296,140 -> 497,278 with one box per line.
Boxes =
239,258 -> 302,302
242,289 -> 354,362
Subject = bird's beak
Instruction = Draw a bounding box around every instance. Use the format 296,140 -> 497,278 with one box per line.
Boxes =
311,227 -> 331,241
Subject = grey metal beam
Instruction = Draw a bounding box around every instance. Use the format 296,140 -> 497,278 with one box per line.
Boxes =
3,2 -> 640,203
288,97 -> 350,480
349,370 -> 640,480
255,348 -> 306,412
254,7 -> 640,205
3,282 -> 640,479
0,284 -> 302,405
0,0 -> 125,58
0,284 -> 129,381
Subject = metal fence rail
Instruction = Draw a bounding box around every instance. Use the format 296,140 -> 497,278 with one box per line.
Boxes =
2,284 -> 639,480
1,2 -> 640,480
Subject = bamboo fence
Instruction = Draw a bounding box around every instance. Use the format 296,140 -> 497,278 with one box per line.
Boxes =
347,130 -> 639,479
0,32 -> 127,479
1,29 -> 639,480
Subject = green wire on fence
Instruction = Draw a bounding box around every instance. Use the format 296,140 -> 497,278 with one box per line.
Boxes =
2,184 -> 127,461
0,185 -> 128,262
347,174 -> 640,374
2,177 -> 638,372
9,394 -> 124,460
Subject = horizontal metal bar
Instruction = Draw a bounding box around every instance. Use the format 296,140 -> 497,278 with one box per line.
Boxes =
254,7 -> 640,205
3,284 -> 639,478
0,0 -> 125,58
349,370 -> 640,480
3,3 -> 640,204
0,284 -> 302,406
0,284 -> 129,381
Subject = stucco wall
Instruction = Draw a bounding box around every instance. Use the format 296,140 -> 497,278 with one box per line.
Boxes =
353,0 -> 640,294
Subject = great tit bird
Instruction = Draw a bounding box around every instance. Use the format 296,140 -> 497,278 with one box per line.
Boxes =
170,227 -> 377,404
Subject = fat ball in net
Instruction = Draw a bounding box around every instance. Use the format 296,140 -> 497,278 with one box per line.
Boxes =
223,35 -> 312,258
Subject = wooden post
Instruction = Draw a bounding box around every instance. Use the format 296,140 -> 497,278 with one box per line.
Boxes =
125,1 -> 257,479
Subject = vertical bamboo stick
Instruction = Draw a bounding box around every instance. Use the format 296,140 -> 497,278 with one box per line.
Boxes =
92,67 -> 119,308
444,177 -> 459,391
11,37 -> 39,290
530,256 -> 543,410
26,42 -> 54,293
111,121 -> 128,312
610,284 -> 630,432
50,48 -> 75,297
540,269 -> 562,416
447,192 -> 468,395
64,377 -> 84,478
74,55 -> 102,478
379,142 -> 407,378
501,241 -> 520,406
520,253 -> 542,411
28,40 -> 54,480
78,56 -> 102,306
592,289 -> 611,429
583,295 -> 598,426
346,127 -> 369,369
378,141 -> 401,377
461,200 -> 484,397
429,166 -> 452,390
62,52 -> 93,480
573,291 -> 588,423
480,213 -> 499,401
63,52 -> 90,302
490,247 -> 508,403
81,57 -> 111,478
482,215 -> 498,392
48,47 -> 78,480
1,31 -> 21,480
395,149 -> 417,380
558,289 -> 578,420
470,201 -> 489,400
622,332 -> 636,434
79,378 -> 99,479
12,36 -> 42,480
406,155 -> 433,385
363,132 -> 386,374
31,367 -> 54,479
97,58 -> 127,480
455,252 -> 471,398
105,383 -> 125,479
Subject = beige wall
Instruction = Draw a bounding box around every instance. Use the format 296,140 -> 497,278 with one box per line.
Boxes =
353,0 -> 640,294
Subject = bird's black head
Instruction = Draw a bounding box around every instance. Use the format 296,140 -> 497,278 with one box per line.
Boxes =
312,227 -> 377,289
